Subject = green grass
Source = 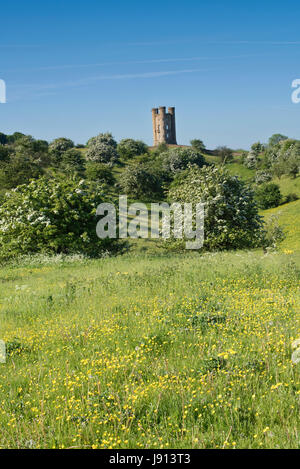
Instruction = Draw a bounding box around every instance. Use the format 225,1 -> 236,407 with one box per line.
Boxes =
0,249 -> 299,449
226,162 -> 254,182
263,199 -> 300,252
273,175 -> 300,198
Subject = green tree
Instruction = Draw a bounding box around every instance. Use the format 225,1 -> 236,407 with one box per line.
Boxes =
190,139 -> 206,152
86,132 -> 118,164
255,183 -> 282,209
268,134 -> 288,147
286,153 -> 300,178
255,170 -> 272,185
215,146 -> 233,163
0,177 -> 114,258
117,139 -> 148,160
0,153 -> 43,189
0,144 -> 10,162
120,162 -> 163,198
168,165 -> 263,250
251,142 -> 263,157
85,162 -> 115,185
58,149 -> 85,176
161,147 -> 205,175
244,150 -> 258,169
14,136 -> 50,167
49,138 -> 74,165
6,132 -> 26,144
0,133 -> 7,145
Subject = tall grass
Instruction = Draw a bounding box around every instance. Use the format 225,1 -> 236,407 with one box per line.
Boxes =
0,250 -> 299,448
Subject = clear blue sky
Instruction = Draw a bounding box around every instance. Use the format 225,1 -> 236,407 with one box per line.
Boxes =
1,0 -> 300,149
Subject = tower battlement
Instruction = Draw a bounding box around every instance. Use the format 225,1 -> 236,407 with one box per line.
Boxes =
151,106 -> 177,146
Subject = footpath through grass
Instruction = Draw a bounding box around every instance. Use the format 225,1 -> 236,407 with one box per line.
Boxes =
0,250 -> 299,448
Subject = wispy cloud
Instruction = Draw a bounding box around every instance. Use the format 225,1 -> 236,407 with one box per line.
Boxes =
126,38 -> 300,47
211,40 -> 300,45
0,44 -> 41,48
8,67 -> 213,101
14,67 -> 212,89
4,54 -> 263,73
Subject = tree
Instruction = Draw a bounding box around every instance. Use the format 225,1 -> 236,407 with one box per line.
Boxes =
0,133 -> 7,145
85,162 -> 115,185
215,146 -> 233,163
120,162 -> 163,198
58,149 -> 85,176
251,142 -> 263,157
49,138 -> 74,164
0,144 -> 10,162
86,132 -> 118,164
286,153 -> 300,178
0,177 -> 114,258
244,150 -> 258,169
271,158 -> 285,179
262,215 -> 285,251
268,134 -> 288,147
6,132 -> 26,144
190,139 -> 206,152
255,170 -> 272,185
168,165 -> 263,250
255,183 -> 282,209
117,139 -> 148,160
0,153 -> 43,189
161,147 -> 206,175
14,136 -> 49,167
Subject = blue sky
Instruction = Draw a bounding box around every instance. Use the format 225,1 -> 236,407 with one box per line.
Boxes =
1,0 -> 300,149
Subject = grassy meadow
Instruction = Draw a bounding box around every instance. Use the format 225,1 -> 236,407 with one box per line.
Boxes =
0,249 -> 299,449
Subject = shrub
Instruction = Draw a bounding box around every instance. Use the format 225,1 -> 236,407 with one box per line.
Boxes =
168,165 -> 263,250
0,177 -> 114,259
117,139 -> 148,160
86,132 -> 118,164
255,183 -> 282,209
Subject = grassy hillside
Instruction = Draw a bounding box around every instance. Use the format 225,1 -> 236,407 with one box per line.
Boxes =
0,250 -> 299,449
263,199 -> 300,251
274,176 -> 300,198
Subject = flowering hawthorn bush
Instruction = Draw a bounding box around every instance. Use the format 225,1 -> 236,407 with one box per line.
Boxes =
168,165 -> 263,250
0,177 -> 114,258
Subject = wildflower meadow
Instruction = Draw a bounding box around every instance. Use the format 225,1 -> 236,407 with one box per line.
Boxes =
0,250 -> 299,449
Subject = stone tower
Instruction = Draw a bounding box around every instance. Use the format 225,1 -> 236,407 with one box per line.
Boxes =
152,106 -> 177,146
